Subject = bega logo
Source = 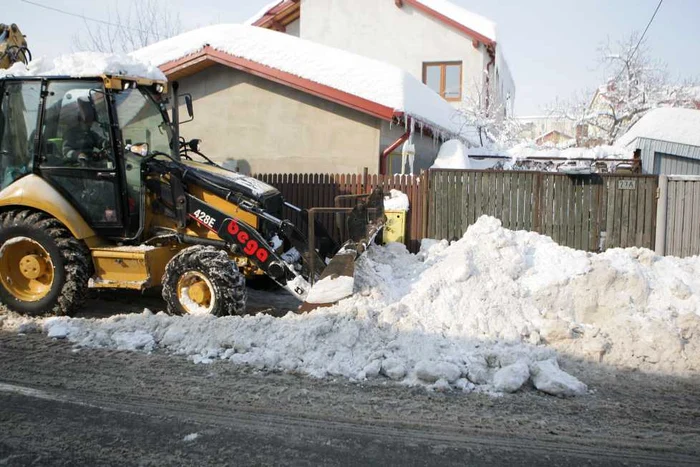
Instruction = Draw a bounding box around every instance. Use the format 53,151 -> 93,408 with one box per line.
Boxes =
226,219 -> 269,263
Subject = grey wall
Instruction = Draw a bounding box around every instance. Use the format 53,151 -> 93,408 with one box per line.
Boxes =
654,153 -> 700,176
177,64 -> 382,174
634,137 -> 700,175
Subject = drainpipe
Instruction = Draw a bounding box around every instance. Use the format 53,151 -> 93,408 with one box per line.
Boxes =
484,44 -> 496,116
380,131 -> 410,175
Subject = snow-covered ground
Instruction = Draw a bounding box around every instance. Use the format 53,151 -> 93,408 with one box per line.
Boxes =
3,216 -> 699,397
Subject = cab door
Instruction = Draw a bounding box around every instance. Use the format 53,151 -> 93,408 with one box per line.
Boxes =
37,80 -> 126,238
0,80 -> 41,191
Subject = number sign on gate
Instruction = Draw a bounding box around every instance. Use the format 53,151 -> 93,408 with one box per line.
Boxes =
618,179 -> 637,190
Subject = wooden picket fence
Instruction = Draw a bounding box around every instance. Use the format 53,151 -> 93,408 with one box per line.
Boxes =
254,172 -> 425,252
255,169 -> 660,254
427,170 -> 658,251
659,176 -> 700,257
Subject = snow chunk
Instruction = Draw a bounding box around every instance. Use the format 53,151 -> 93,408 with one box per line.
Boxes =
304,274 -> 354,304
493,361 -> 530,393
383,189 -> 410,211
415,360 -> 462,383
530,360 -> 587,397
132,25 -> 468,141
1,52 -> 165,81
616,108 -> 700,148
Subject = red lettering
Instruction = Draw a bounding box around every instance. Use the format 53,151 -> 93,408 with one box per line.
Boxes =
244,240 -> 258,255
256,248 -> 269,263
237,231 -> 249,244
227,220 -> 239,236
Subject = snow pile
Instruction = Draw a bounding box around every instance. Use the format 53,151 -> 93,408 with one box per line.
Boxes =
383,189 -> 410,211
432,141 -> 632,171
0,52 -> 165,81
6,217 -> 700,396
506,143 -> 631,161
616,107 -> 700,148
131,25 -> 466,141
431,139 -> 471,169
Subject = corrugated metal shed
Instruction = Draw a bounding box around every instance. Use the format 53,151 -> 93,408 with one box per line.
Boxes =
632,137 -> 700,175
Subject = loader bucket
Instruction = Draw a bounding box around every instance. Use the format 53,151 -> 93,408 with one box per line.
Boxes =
298,188 -> 385,312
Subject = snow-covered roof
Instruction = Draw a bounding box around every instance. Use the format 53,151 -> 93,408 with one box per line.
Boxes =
617,108 -> 700,148
0,52 -> 166,81
246,0 -> 497,42
416,0 -> 496,41
245,0 -> 286,26
132,24 -> 465,139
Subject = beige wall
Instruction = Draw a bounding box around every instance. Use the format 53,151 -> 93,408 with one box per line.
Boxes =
177,64 -> 382,174
299,0 -> 513,112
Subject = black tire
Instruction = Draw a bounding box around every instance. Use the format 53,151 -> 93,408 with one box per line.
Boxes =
162,245 -> 247,316
0,210 -> 92,316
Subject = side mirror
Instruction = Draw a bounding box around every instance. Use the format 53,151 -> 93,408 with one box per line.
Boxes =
184,94 -> 193,119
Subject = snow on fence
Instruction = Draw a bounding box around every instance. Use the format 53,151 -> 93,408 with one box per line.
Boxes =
427,170 -> 658,252
254,171 -> 425,252
656,175 -> 700,258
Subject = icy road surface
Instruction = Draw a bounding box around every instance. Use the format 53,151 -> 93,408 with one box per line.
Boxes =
0,332 -> 698,466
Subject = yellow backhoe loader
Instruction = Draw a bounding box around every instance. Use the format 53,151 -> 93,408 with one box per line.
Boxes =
0,23 -> 30,70
0,65 -> 384,316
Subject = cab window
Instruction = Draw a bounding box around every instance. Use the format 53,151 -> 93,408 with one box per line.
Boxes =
0,81 -> 41,190
39,81 -> 113,169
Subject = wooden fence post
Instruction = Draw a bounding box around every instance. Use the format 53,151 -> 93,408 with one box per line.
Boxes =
533,172 -> 543,232
422,169 -> 431,239
655,175 -> 668,255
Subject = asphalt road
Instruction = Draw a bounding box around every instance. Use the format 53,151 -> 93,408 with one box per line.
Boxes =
1,332 -> 699,466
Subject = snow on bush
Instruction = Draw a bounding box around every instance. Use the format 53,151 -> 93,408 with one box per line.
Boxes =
5,216 -> 700,397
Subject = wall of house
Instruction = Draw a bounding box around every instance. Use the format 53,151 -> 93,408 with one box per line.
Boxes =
380,122 -> 441,174
285,18 -> 300,37
176,64 -> 383,174
299,0 -> 490,108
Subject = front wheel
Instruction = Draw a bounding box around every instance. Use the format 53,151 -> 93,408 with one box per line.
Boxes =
162,246 -> 247,316
0,210 -> 91,316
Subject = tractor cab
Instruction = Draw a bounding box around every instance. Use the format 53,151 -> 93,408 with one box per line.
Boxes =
0,75 -> 172,240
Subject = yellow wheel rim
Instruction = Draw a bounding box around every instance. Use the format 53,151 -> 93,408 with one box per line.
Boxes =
0,237 -> 55,302
177,271 -> 215,314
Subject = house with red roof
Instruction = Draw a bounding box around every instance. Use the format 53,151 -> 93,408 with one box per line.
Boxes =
133,25 -> 473,175
249,0 -> 515,117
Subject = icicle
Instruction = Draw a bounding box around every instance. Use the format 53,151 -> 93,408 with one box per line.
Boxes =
401,132 -> 416,175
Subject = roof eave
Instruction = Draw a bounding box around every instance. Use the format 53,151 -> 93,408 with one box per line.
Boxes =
159,46 -> 397,122
398,0 -> 495,47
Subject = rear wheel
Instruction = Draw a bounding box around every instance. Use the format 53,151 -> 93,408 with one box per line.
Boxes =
162,245 -> 247,316
0,210 -> 91,316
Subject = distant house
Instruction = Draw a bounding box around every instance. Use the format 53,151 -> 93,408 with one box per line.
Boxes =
516,115 -> 577,143
534,130 -> 574,147
132,25 -> 470,175
249,0 -> 515,117
617,108 -> 700,175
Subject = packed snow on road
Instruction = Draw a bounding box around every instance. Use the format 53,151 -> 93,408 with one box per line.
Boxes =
3,216 -> 699,397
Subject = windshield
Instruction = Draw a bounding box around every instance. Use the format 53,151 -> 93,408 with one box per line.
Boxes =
113,87 -> 172,154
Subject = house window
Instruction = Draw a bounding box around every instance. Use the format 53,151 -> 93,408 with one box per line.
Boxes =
422,62 -> 462,101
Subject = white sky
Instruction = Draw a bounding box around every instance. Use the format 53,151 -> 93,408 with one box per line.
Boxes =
7,0 -> 700,116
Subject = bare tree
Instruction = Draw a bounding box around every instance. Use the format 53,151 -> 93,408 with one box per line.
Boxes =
454,79 -> 522,147
73,0 -> 182,54
549,32 -> 699,145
